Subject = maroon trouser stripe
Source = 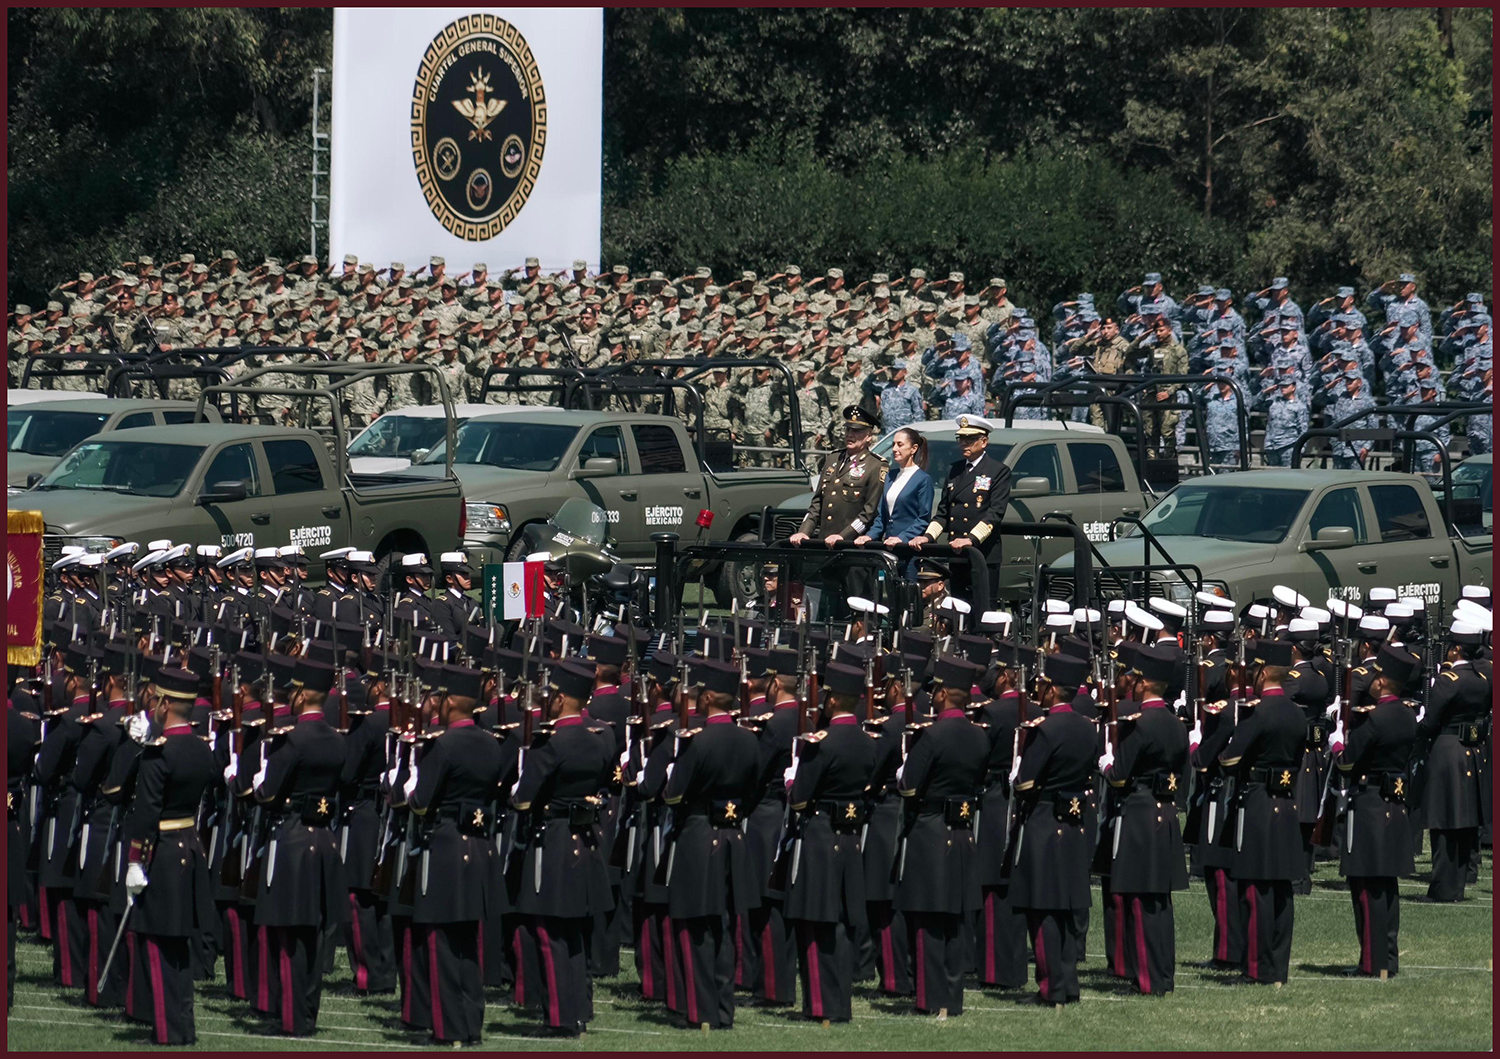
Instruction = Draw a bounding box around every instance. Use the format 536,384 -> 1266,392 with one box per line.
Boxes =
349,893 -> 368,991
56,899 -> 72,986
1246,886 -> 1260,980
1132,897 -> 1151,993
429,928 -> 445,1039
86,907 -> 99,1004
537,924 -> 562,1029
146,937 -> 168,1044
662,916 -> 676,1011
1033,920 -> 1049,1001
639,916 -> 654,998
678,923 -> 698,1026
280,933 -> 294,1034
226,908 -> 245,997
1358,883 -> 1372,974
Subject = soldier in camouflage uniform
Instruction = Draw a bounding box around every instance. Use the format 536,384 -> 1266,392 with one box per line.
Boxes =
742,365 -> 783,467
1127,315 -> 1189,458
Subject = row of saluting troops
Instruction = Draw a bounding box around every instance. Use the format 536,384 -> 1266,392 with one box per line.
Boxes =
6,547 -> 1493,1044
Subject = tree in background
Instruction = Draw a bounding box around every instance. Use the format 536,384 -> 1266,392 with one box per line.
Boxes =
8,8 -> 1490,308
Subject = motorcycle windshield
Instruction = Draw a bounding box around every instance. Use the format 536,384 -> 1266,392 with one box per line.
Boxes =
550,497 -> 609,547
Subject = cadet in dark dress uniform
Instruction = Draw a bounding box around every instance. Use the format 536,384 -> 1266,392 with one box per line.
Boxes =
1010,652 -> 1096,1007
407,664 -> 504,1044
785,662 -> 876,1023
893,655 -> 987,1018
971,642 -> 1028,989
34,646 -> 93,989
909,415 -> 1011,607
661,659 -> 762,1030
9,685 -> 41,1010
862,651 -> 914,997
338,668 -> 396,995
1284,621 -> 1332,895
1100,645 -> 1190,995
511,660 -> 615,1037
1418,620 -> 1490,901
1331,645 -> 1418,977
69,642 -> 132,1007
742,647 -> 801,1006
251,659 -> 348,1035
123,667 -> 218,1045
1185,611 -> 1242,969
583,635 -> 630,978
1218,638 -> 1306,985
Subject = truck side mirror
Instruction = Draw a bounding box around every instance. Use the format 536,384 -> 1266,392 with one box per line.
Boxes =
409,448 -> 430,464
25,472 -> 43,488
1011,476 -> 1052,498
198,479 -> 248,505
569,458 -> 618,480
1302,525 -> 1354,552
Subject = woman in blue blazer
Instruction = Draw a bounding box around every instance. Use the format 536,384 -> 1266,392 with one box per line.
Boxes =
857,428 -> 935,575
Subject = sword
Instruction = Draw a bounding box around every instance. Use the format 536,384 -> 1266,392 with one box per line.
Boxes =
340,824 -> 349,864
45,816 -> 57,862
421,848 -> 430,895
97,894 -> 135,991
79,822 -> 92,872
1235,807 -> 1244,852
625,820 -> 638,875
265,838 -> 278,887
790,836 -> 803,885
1207,800 -> 1218,845
534,845 -> 544,893
664,843 -> 676,886
1112,813 -> 1122,859
1346,803 -> 1354,853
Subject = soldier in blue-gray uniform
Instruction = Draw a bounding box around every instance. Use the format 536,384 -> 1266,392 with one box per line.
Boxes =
1268,319 -> 1313,378
1051,294 -> 1095,349
1245,278 -> 1303,338
1365,272 -> 1431,343
1327,370 -> 1378,468
1375,309 -> 1433,361
1201,376 -> 1245,468
1117,271 -> 1181,333
1437,293 -> 1488,349
1180,285 -> 1220,333
943,375 -> 986,420
1255,376 -> 1310,467
1201,289 -> 1245,346
1440,309 -> 1490,368
1407,380 -> 1451,477
1307,286 -> 1366,336
923,333 -> 986,419
876,360 -> 926,434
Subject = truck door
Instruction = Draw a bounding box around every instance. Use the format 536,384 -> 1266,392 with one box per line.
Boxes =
627,423 -> 702,560
574,425 -> 634,550
262,437 -> 342,555
189,441 -> 272,553
1362,482 -> 1453,605
1298,485 -> 1382,604
1064,439 -> 1140,545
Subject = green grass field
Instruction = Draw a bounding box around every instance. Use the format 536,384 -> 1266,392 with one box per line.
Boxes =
9,850 -> 1491,1052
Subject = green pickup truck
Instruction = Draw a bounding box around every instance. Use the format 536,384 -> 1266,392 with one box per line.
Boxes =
401,407 -> 810,601
1052,468 -> 1493,608
10,415 -> 464,581
7,398 -> 221,490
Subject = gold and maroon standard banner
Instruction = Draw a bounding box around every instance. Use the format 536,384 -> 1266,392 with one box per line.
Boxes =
7,510 -> 45,666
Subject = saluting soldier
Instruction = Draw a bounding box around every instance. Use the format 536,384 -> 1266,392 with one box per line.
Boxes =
785,662 -> 876,1024
510,660 -> 615,1038
250,658 -> 348,1036
661,659 -> 762,1031
1330,645 -> 1419,978
1010,651 -> 1095,1007
893,655 -> 987,1019
908,415 -> 1011,608
122,667 -> 218,1045
1099,645 -> 1190,995
1217,638 -> 1306,986
1417,619 -> 1491,901
406,664 -> 504,1045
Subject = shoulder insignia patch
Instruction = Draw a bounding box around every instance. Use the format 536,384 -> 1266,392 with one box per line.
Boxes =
1444,671 -> 1460,681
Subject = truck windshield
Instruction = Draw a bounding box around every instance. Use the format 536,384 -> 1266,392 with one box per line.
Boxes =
7,409 -> 110,456
35,440 -> 206,497
423,420 -> 579,472
870,432 -> 1012,470
349,415 -> 456,458
1141,483 -> 1310,543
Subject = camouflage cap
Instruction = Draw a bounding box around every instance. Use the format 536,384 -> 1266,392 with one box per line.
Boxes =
1397,272 -> 1416,284
524,256 -> 540,268
908,268 -> 927,280
990,277 -> 1006,289
947,272 -> 964,284
221,250 -> 239,261
612,264 -> 630,276
785,265 -> 802,277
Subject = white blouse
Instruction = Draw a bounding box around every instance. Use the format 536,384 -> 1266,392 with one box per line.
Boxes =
884,464 -> 919,511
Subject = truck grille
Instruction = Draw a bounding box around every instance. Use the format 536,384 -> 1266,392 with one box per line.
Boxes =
770,513 -> 802,541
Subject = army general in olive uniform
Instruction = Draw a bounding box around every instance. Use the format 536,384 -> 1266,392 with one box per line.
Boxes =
790,406 -> 886,616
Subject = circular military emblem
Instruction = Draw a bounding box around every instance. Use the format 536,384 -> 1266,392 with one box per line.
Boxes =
411,15 -> 546,241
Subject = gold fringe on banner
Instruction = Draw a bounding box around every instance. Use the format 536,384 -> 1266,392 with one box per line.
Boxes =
8,508 -> 45,666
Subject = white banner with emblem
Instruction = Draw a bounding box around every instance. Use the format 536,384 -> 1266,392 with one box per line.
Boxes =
329,8 -> 602,273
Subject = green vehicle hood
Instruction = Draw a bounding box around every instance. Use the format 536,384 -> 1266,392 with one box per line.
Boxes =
405,463 -> 547,498
6,453 -> 60,486
9,488 -> 178,534
1053,535 -> 1281,575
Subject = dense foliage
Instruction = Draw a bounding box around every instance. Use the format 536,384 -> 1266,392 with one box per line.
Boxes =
8,8 -> 1491,306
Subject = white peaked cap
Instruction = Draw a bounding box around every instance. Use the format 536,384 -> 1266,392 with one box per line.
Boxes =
1272,585 -> 1310,608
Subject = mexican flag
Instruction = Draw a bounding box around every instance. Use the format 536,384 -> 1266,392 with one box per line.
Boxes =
501,560 -> 546,620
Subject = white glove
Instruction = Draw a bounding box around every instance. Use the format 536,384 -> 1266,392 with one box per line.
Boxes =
223,753 -> 239,787
782,763 -> 797,790
383,764 -> 399,792
402,761 -> 420,802
127,713 -> 151,743
664,762 -> 676,789
1097,749 -> 1115,774
1415,705 -> 1426,724
1329,718 -> 1346,754
1188,722 -> 1203,752
1008,751 -> 1022,785
251,742 -> 270,796
1325,701 -> 1340,721
126,862 -> 149,897
634,768 -> 648,788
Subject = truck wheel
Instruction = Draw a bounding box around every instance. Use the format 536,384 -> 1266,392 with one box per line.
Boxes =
714,531 -> 762,609
504,526 -> 539,564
